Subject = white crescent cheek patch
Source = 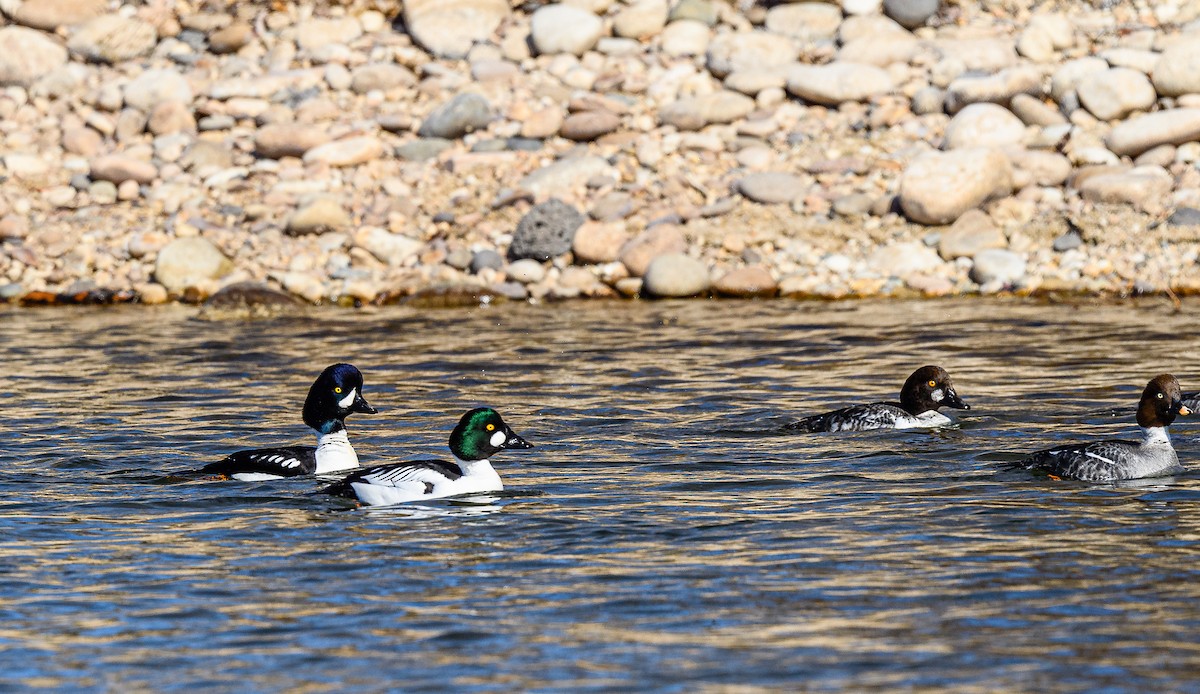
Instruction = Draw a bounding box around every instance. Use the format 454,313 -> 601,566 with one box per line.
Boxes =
338,388 -> 357,408
931,389 -> 944,402
490,430 -> 507,447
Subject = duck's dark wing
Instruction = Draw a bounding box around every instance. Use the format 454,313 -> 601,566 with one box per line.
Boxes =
1184,391 -> 1200,411
785,403 -> 907,432
321,459 -> 464,498
1018,439 -> 1140,482
201,446 -> 317,477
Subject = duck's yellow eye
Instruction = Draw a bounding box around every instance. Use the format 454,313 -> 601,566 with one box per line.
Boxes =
486,423 -> 495,431
928,380 -> 937,388
334,387 -> 343,394
1157,392 -> 1164,399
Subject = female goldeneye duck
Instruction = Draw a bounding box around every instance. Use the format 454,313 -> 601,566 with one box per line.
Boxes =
322,407 -> 533,507
1018,373 -> 1191,482
201,363 -> 378,481
785,365 -> 970,432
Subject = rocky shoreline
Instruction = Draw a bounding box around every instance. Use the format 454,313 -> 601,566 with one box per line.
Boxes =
2,0 -> 1200,308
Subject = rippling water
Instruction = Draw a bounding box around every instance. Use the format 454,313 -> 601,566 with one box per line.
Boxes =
4,299 -> 1200,691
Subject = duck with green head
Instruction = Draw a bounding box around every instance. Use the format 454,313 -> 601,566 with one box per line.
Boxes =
322,407 -> 533,506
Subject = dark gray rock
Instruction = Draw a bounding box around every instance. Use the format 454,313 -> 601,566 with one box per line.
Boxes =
1052,230 -> 1083,251
1168,207 -> 1200,227
470,249 -> 504,274
884,0 -> 939,29
506,137 -> 543,151
417,93 -> 492,139
396,138 -> 452,161
509,199 -> 584,260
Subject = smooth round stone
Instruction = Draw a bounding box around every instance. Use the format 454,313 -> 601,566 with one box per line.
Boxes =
660,19 -> 710,57
706,31 -> 800,78
832,193 -> 875,217
1152,39 -> 1200,98
350,64 -> 415,94
354,227 -> 422,266
207,21 -> 253,54
937,209 -> 1006,259
618,224 -> 687,276
418,93 -> 492,139
530,4 -> 604,56
519,156 -> 616,198
90,155 -> 157,185
1077,68 -> 1156,121
1050,57 -> 1108,104
559,110 -> 620,141
642,253 -> 710,297
944,103 -> 1026,150
404,0 -> 509,59
669,0 -> 717,24
883,0 -> 939,29
148,102 -> 196,135
736,172 -> 806,204
1009,93 -> 1067,126
505,259 -> 547,284
0,26 -> 68,87
470,249 -> 504,274
1169,207 -> 1200,226
1052,230 -> 1083,251
1107,109 -> 1200,157
294,17 -> 362,51
5,0 -> 106,31
912,87 -> 945,115
89,180 -> 118,204
944,66 -> 1041,113
396,138 -> 453,161
572,221 -> 629,263
301,136 -> 385,167
287,198 -> 351,235
1077,166 -> 1173,208
843,0 -> 882,14
898,148 -> 1013,225
969,249 -> 1026,285
838,32 -> 920,67
868,242 -> 942,276
154,237 -> 232,292
1008,149 -> 1071,186
510,199 -> 585,260
122,68 -> 192,112
766,2 -> 841,42
255,123 -> 331,159
786,62 -> 894,106
659,91 -> 755,130
613,0 -> 668,39
68,15 -> 157,63
714,265 -> 777,297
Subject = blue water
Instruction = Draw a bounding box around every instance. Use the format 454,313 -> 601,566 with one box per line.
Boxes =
3,299 -> 1200,692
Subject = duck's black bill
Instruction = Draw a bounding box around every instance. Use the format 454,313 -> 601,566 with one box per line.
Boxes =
944,391 -> 969,410
504,430 -> 534,449
354,394 -> 378,415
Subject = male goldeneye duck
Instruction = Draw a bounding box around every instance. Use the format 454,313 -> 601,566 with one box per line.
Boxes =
322,407 -> 533,506
785,365 -> 969,432
202,363 -> 377,481
1018,373 -> 1191,482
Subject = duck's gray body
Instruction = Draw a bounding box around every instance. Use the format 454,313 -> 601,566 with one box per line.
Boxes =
1020,427 -> 1181,482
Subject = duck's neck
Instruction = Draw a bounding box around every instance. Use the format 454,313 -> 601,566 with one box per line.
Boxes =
455,455 -> 497,478
1141,426 -> 1171,446
315,427 -> 359,473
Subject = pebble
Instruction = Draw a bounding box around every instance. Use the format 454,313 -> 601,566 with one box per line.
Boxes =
883,0 -> 938,29
405,0 -> 509,59
510,199 -> 585,260
713,265 -> 777,297
898,148 -> 1013,225
1009,93 -> 1067,126
614,0 -> 669,39
943,103 -> 1026,149
1152,40 -> 1200,98
1107,109 -> 1200,157
295,18 -> 362,52
937,209 -> 1006,259
969,249 -> 1026,285
207,21 -> 253,54
619,224 -> 688,276
786,62 -> 894,106
90,155 -> 157,185
351,64 -> 416,94
470,249 -> 505,274
944,66 -> 1041,113
288,198 -> 351,235
0,27 -> 70,87
396,138 -> 452,161
1077,166 -> 1173,210
302,136 -> 385,167
1052,230 -> 1083,251
706,31 -> 800,78
1050,57 -> 1108,105
659,91 -> 755,130
520,156 -> 615,197
670,0 -> 717,25
255,123 -> 331,159
5,0 -> 106,32
68,15 -> 158,63
572,221 -> 629,263
1076,68 -> 1156,121
355,227 -> 422,266
642,253 -> 710,297
154,237 -> 232,292
661,20 -> 711,57
869,241 -> 942,276
506,259 -> 547,284
530,4 -> 605,56
560,110 -> 620,141
766,3 -> 842,42
736,172 -> 807,204
418,93 -> 492,139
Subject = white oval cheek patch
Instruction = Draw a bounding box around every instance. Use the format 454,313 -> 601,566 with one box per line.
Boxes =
338,388 -> 357,408
490,430 -> 507,447
931,388 -> 944,402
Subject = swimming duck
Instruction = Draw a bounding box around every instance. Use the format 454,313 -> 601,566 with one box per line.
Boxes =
322,407 -> 532,506
785,365 -> 969,432
1018,374 -> 1190,482
202,363 -> 377,480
